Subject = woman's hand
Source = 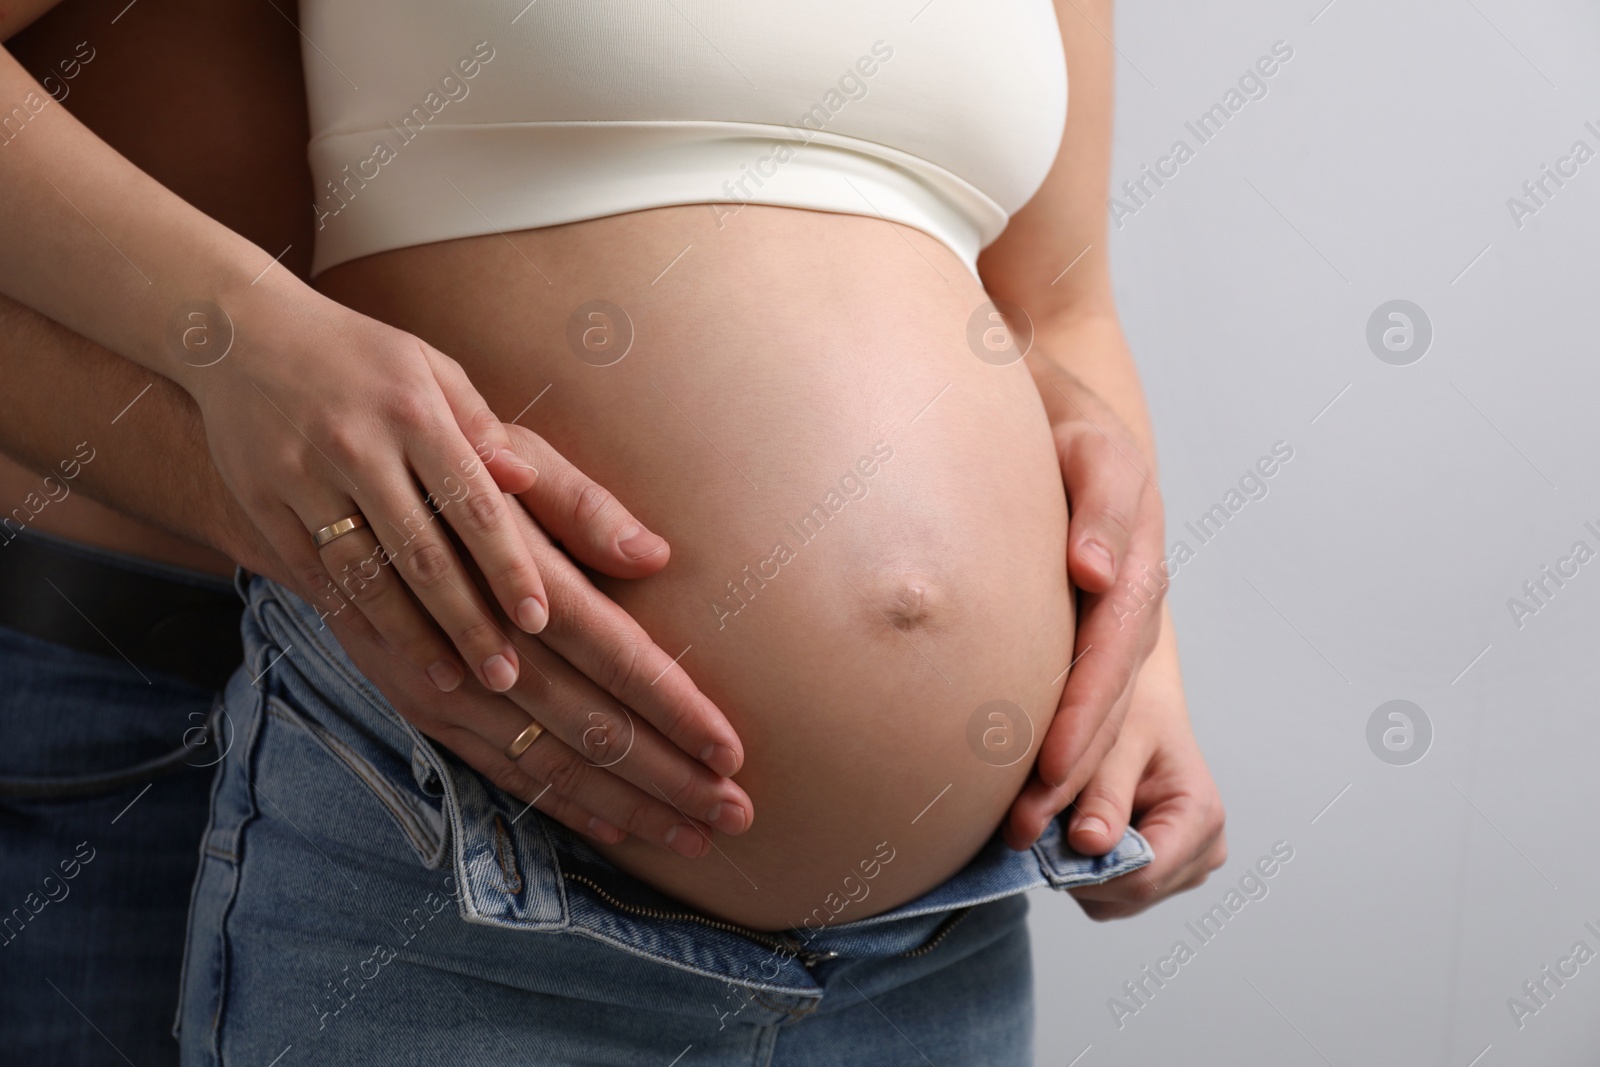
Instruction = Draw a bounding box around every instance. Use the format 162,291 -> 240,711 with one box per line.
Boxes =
1004,355 -> 1169,848
185,282 -> 564,697
1018,607 -> 1226,917
202,318 -> 754,783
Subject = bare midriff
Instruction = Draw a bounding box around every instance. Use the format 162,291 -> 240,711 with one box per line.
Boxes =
318,204 -> 1073,931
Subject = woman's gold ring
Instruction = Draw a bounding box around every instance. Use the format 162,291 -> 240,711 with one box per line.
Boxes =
311,513 -> 368,548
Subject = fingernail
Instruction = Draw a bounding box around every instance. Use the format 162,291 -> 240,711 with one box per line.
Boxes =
425,660 -> 463,693
617,525 -> 667,561
482,653 -> 517,692
1085,539 -> 1115,575
665,824 -> 706,858
1077,816 -> 1108,841
699,743 -> 740,778
515,596 -> 549,634
706,802 -> 748,835
497,449 -> 538,473
587,817 -> 624,844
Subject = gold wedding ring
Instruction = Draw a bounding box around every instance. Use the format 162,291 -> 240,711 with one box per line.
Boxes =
311,513 -> 368,548
503,718 -> 546,761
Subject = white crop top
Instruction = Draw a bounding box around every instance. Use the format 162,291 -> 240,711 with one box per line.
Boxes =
302,2 -> 1067,276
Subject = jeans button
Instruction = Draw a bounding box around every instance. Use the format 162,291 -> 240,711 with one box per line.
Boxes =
411,745 -> 444,797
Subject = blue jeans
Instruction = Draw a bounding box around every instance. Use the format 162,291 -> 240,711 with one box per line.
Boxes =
0,603 -> 229,1063
180,577 -> 1152,1066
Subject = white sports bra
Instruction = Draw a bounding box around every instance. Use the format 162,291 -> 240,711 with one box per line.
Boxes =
302,2 -> 1066,276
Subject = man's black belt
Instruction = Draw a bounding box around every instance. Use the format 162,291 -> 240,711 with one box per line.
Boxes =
0,530 -> 244,692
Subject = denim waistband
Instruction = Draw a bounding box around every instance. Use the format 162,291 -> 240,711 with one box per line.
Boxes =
239,576 -> 1152,995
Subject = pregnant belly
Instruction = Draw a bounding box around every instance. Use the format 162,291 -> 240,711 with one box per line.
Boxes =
318,204 -> 1072,931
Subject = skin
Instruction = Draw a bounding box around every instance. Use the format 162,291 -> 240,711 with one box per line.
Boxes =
0,0 -> 1224,927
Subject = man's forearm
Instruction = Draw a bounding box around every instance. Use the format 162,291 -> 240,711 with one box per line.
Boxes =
0,292 -> 282,580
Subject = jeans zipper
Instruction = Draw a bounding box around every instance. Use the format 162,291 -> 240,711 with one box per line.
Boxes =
561,871 -> 840,968
898,906 -> 972,957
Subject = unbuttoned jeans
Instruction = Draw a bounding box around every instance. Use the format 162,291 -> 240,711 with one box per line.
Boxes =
178,576 -> 1152,1066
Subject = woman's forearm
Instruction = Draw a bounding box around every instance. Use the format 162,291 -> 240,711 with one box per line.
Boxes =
0,46 -> 309,397
1028,313 -> 1158,476
979,0 -> 1157,472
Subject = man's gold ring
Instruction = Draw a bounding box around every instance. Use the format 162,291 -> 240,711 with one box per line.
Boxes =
312,513 -> 368,548
504,719 -> 546,761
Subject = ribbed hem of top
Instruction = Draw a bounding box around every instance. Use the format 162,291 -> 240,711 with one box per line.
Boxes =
307,119 -> 1006,277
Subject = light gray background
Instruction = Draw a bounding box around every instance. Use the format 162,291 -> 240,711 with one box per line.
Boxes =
1027,1 -> 1600,1064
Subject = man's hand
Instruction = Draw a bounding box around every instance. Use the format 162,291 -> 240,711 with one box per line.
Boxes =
324,596 -> 752,859
1004,357 -> 1168,849
1063,611 -> 1225,918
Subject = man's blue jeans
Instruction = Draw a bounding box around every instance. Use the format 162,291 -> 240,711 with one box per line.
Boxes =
0,605 -> 226,1064
179,576 -> 1152,1066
